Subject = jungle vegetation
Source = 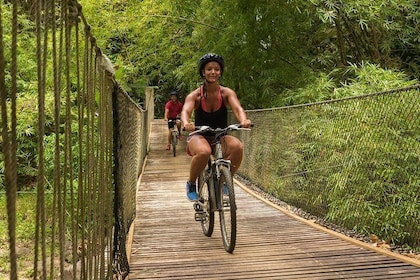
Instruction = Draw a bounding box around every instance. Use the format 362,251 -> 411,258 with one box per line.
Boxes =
79,0 -> 419,116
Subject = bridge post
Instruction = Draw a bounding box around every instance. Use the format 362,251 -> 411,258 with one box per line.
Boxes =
145,86 -> 155,120
145,87 -> 155,136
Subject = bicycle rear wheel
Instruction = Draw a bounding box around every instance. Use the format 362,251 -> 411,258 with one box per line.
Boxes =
197,165 -> 214,237
218,166 -> 236,253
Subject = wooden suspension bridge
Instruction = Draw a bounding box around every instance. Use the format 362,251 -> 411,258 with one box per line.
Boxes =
127,120 -> 420,279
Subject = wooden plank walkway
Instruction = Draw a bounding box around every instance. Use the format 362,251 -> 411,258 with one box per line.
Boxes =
128,120 -> 420,279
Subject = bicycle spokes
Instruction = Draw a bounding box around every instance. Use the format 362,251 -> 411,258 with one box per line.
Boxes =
197,170 -> 214,237
218,166 -> 236,253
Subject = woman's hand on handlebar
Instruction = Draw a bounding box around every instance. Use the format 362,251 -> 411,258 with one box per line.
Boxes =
240,119 -> 252,128
183,123 -> 196,132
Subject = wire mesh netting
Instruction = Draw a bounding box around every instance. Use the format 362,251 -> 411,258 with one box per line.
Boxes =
113,86 -> 151,279
232,85 -> 420,248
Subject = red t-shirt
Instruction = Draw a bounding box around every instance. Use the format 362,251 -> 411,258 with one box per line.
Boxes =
165,100 -> 183,119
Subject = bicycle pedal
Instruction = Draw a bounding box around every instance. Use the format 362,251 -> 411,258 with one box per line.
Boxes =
194,211 -> 205,222
193,202 -> 202,211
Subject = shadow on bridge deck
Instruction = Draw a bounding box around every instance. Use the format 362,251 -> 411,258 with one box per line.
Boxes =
128,119 -> 420,279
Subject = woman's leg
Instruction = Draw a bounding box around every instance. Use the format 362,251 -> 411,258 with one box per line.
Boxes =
187,135 -> 212,182
222,135 -> 243,174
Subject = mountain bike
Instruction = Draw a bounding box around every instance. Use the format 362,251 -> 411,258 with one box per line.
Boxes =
190,124 -> 252,253
168,119 -> 180,157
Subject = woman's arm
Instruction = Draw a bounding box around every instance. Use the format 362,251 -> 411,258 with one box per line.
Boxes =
181,90 -> 197,131
163,102 -> 169,120
224,87 -> 251,127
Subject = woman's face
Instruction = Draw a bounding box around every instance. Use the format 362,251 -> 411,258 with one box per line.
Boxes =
203,61 -> 221,82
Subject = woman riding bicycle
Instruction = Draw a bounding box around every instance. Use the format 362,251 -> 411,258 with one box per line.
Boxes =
164,90 -> 183,150
181,53 -> 252,201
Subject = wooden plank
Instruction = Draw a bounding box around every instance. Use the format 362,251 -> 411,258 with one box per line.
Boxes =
128,120 -> 420,279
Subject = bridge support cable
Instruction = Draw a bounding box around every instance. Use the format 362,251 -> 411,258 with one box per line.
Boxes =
1,1 -> 151,279
0,1 -> 18,280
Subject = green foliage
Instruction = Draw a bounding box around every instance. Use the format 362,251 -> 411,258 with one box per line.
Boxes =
0,4 -> 85,191
282,72 -> 336,105
0,194 -> 36,277
0,194 -> 60,278
80,0 -> 419,112
335,62 -> 418,95
290,0 -> 420,70
1,5 -> 39,190
0,158 -> 3,187
321,93 -> 420,245
282,63 -> 418,105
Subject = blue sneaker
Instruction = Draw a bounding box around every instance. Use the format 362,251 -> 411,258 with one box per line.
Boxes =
186,181 -> 198,201
223,183 -> 229,195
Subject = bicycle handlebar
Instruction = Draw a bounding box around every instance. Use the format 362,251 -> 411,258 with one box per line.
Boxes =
188,124 -> 253,137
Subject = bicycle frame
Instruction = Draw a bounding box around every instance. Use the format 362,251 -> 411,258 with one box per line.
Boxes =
171,125 -> 179,140
195,143 -> 231,214
168,119 -> 179,157
191,124 -> 251,253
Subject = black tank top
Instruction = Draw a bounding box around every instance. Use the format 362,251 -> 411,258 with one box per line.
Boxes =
194,86 -> 227,129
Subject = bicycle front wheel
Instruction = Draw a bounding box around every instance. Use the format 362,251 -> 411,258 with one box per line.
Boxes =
218,166 -> 236,253
171,132 -> 177,157
198,166 -> 214,237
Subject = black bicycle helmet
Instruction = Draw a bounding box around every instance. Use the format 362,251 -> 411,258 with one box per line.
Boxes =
169,90 -> 178,96
198,53 -> 224,78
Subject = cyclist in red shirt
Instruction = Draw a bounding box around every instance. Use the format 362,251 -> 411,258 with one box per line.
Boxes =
164,91 -> 183,150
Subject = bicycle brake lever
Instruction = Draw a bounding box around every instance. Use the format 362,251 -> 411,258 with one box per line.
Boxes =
198,125 -> 211,131
189,125 -> 211,136
228,124 -> 253,130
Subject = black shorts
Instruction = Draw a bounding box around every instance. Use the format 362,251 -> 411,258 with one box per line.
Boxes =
167,118 -> 179,129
